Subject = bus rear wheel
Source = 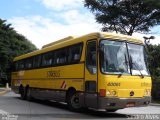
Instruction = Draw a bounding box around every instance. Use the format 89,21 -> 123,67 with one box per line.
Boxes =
67,92 -> 82,112
19,86 -> 26,100
106,109 -> 118,112
26,87 -> 33,101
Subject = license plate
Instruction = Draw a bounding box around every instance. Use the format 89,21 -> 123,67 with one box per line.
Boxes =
126,102 -> 135,107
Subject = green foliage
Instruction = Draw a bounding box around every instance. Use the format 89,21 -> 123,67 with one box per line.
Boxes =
84,0 -> 160,35
146,44 -> 160,79
0,19 -> 37,85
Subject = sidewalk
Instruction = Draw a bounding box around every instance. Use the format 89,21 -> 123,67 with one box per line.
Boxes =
150,103 -> 160,106
0,87 -> 11,95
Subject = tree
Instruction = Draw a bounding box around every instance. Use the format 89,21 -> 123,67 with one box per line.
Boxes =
84,0 -> 160,35
146,44 -> 160,100
0,19 -> 37,85
146,44 -> 160,78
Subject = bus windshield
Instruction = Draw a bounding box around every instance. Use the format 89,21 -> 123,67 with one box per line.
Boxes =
100,40 -> 150,76
128,43 -> 149,76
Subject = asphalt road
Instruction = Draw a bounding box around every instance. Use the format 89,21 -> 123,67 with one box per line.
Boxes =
0,91 -> 160,120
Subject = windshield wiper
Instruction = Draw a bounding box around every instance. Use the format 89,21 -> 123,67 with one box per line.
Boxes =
118,54 -> 129,78
129,56 -> 144,78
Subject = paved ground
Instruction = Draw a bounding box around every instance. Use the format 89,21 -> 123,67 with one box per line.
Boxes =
0,91 -> 160,120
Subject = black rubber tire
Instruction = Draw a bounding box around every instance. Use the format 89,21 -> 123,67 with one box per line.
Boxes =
26,87 -> 33,101
20,86 -> 26,100
106,109 -> 118,112
67,91 -> 82,112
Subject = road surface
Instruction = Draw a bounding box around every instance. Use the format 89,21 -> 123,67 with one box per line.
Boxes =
0,91 -> 160,120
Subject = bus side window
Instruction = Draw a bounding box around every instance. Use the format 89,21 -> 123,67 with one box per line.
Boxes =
86,41 -> 97,74
25,58 -> 33,69
33,55 -> 41,68
42,52 -> 53,67
19,60 -> 25,70
68,43 -> 82,63
55,49 -> 67,65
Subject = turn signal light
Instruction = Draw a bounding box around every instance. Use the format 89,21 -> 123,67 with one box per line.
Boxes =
106,90 -> 111,96
100,89 -> 106,97
144,89 -> 151,96
112,90 -> 117,96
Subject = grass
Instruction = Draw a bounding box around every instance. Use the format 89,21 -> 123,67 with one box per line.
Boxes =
0,84 -> 5,88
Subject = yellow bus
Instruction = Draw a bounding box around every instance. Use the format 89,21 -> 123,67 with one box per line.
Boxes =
11,32 -> 151,112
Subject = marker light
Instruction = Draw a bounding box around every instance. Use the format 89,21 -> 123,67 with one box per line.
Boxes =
100,89 -> 106,97
106,90 -> 111,96
144,89 -> 151,96
112,90 -> 117,96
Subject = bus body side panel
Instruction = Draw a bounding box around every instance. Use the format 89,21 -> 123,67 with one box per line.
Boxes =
11,63 -> 85,102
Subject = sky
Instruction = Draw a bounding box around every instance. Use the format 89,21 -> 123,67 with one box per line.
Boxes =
0,0 -> 160,49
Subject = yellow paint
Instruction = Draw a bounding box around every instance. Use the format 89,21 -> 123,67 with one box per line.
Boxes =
12,32 -> 151,99
12,64 -> 84,91
98,74 -> 152,98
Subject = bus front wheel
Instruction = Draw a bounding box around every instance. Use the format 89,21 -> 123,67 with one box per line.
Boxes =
67,92 -> 82,111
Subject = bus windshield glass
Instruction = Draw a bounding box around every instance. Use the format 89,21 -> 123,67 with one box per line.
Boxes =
100,40 -> 150,76
128,43 -> 149,76
100,40 -> 130,75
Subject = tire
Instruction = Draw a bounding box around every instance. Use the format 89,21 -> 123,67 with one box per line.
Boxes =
67,91 -> 82,112
106,109 -> 118,112
26,87 -> 33,101
20,86 -> 26,100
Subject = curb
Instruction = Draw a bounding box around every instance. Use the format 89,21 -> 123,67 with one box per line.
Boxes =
150,103 -> 160,106
0,89 -> 11,96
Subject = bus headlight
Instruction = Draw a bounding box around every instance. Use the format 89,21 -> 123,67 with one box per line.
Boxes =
112,90 -> 117,96
144,89 -> 151,96
106,90 -> 111,96
147,90 -> 151,96
106,90 -> 117,96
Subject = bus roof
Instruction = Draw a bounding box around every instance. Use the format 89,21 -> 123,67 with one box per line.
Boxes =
14,32 -> 143,61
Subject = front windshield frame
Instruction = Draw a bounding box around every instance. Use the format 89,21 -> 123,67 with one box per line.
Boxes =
127,43 -> 150,76
99,39 -> 150,76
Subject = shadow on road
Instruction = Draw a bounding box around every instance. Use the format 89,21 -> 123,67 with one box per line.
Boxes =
15,97 -> 128,119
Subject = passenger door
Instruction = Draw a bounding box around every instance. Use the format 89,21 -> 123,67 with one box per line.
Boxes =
84,40 -> 98,108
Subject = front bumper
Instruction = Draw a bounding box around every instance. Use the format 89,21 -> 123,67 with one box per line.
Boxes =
98,96 -> 151,109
